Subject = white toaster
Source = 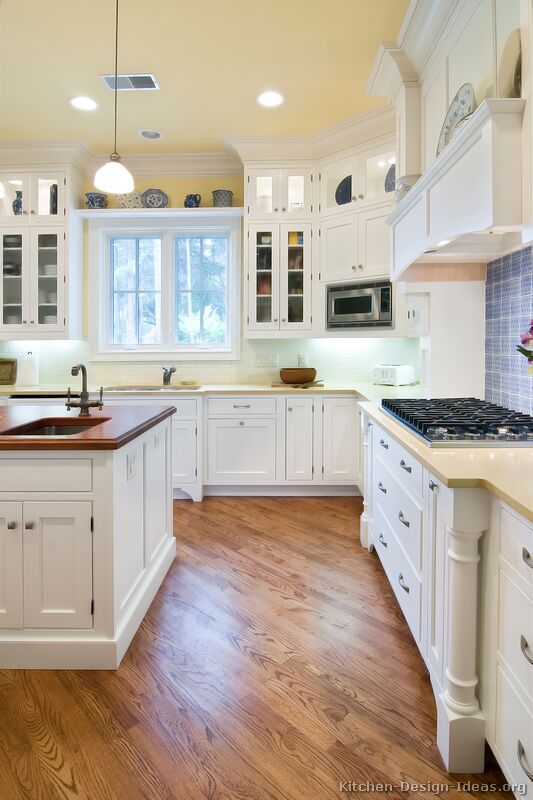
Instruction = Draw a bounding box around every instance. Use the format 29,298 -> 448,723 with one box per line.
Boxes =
372,364 -> 415,386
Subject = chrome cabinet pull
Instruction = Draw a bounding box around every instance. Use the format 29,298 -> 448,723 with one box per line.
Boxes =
368,421 -> 373,427
379,438 -> 389,450
520,634 -> 533,666
400,459 -> 412,473
288,407 -> 293,412
378,532 -> 388,548
429,480 -> 437,491
398,511 -> 410,528
398,573 -> 410,594
517,741 -> 533,781
378,481 -> 387,494
238,421 -> 244,426
522,547 -> 533,569
24,522 -> 34,530
6,521 -> 17,530
233,404 -> 251,409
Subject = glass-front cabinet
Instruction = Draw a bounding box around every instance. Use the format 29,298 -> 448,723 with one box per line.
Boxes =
0,228 -> 64,335
0,171 -> 65,224
247,223 -> 311,332
246,168 -> 313,218
320,143 -> 396,215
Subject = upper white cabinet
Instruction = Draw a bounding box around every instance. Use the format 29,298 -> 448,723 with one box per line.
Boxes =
0,171 -> 66,224
247,222 -> 312,332
246,167 -> 314,218
319,202 -> 391,283
319,142 -> 396,216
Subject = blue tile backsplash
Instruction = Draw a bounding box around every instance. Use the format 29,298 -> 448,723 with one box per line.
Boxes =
485,246 -> 533,414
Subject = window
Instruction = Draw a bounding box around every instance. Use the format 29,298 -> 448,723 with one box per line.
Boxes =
89,216 -> 240,360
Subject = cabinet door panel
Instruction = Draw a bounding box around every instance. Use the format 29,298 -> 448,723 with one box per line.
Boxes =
0,173 -> 30,223
286,398 -> 313,481
29,228 -> 65,332
30,172 -> 65,223
0,503 -> 23,628
144,425 -> 170,565
172,419 -> 197,485
1,229 -> 30,331
320,214 -> 357,283
23,501 -> 93,629
282,169 -> 313,215
247,224 -> 280,330
320,157 -> 356,215
247,169 -> 280,216
279,223 -> 312,330
357,205 -> 391,279
207,418 -> 276,482
356,145 -> 396,206
322,398 -> 357,481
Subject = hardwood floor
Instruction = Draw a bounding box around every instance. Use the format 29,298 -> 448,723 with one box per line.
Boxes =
0,497 -> 512,800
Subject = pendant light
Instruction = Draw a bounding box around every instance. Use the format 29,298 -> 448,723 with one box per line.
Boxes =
94,0 -> 134,194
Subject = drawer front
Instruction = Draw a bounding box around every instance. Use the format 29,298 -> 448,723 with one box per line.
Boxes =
207,397 -> 277,416
102,396 -> 197,417
373,422 -> 423,497
373,454 -> 423,572
0,459 -> 92,492
373,503 -> 422,644
499,571 -> 533,703
172,399 -> 197,417
500,504 -> 533,591
495,667 -> 533,795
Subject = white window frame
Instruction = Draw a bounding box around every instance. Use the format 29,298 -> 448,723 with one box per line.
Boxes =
89,215 -> 241,361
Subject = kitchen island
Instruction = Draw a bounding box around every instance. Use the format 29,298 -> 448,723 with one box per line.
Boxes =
0,404 -> 176,669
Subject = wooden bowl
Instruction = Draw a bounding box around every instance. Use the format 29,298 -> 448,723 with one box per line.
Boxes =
279,368 -> 317,385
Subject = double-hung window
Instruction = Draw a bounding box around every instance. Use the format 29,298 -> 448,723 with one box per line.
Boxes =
89,216 -> 240,360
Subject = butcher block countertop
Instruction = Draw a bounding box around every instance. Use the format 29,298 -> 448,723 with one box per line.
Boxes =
0,405 -> 175,450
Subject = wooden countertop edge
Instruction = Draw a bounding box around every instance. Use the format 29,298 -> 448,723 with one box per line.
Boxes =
0,406 -> 175,451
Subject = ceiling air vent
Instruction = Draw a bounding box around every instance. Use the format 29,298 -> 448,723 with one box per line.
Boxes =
100,74 -> 159,91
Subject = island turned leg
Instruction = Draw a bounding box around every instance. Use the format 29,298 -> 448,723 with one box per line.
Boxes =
437,487 -> 490,773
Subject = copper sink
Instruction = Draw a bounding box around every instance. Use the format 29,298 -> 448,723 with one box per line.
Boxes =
2,417 -> 110,436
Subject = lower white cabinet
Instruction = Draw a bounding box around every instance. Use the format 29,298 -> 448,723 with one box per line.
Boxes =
0,499 -> 93,630
286,397 -> 314,481
322,397 -> 358,481
207,418 -> 277,483
172,419 -> 197,485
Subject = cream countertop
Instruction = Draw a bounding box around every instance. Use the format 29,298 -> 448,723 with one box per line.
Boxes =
0,382 -> 422,401
360,401 -> 533,523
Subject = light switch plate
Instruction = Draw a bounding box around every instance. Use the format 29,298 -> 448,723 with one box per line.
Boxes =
255,353 -> 279,367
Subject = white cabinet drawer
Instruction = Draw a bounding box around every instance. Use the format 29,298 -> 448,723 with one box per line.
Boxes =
500,504 -> 533,590
373,422 -> 423,497
495,667 -> 533,795
207,397 -> 277,416
373,455 -> 423,572
171,399 -> 197,417
0,459 -> 92,492
499,571 -> 533,703
373,503 -> 422,644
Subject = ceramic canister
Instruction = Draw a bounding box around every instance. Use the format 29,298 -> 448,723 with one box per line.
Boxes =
184,194 -> 201,208
212,189 -> 233,207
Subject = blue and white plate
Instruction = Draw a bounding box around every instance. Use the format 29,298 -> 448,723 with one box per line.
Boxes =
141,188 -> 169,208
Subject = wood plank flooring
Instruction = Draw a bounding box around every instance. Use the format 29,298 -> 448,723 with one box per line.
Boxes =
0,497 -> 513,800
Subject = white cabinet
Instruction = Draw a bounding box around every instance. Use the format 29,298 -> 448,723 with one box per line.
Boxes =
247,222 -> 312,332
319,202 -> 392,283
319,142 -> 396,216
0,500 -> 92,630
322,397 -> 358,482
207,418 -> 277,483
0,171 -> 66,225
246,167 -> 313,217
286,397 -> 314,481
172,419 -> 197,484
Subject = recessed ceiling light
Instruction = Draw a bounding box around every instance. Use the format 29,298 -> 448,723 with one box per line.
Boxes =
69,96 -> 98,111
257,91 -> 284,107
139,129 -> 163,140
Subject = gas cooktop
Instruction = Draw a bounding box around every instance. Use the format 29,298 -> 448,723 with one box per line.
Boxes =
381,398 -> 533,446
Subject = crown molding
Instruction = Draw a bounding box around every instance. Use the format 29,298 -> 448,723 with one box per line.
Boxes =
224,105 -> 396,163
366,43 -> 419,100
0,141 -> 93,173
89,151 -> 243,177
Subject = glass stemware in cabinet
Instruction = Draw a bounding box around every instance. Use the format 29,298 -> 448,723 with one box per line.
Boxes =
2,233 -> 23,324
37,233 -> 58,325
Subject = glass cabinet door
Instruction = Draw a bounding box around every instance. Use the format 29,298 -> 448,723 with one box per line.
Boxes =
30,229 -> 64,330
247,170 -> 280,216
320,157 -> 356,215
281,169 -> 313,215
1,230 -> 29,328
357,145 -> 396,205
0,174 -> 30,223
30,173 -> 65,222
279,224 -> 311,330
248,226 -> 279,329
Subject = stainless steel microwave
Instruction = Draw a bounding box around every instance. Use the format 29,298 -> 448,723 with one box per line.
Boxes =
326,280 -> 393,329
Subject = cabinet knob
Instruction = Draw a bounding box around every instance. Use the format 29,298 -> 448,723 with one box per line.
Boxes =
22,320 -> 27,324
30,320 -> 35,324
22,209 -> 28,215
288,407 -> 293,412
6,521 -> 17,530
274,207 -> 279,212
24,522 -> 34,530
352,265 -> 357,271
281,318 -> 286,323
358,264 -> 363,270
351,195 -> 357,202
429,480 -> 437,491
30,210 -> 36,214
282,207 -> 286,212
239,421 -> 244,426
358,193 -> 364,200
273,318 -> 278,322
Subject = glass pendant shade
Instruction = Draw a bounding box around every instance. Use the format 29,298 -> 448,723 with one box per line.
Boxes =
94,154 -> 134,194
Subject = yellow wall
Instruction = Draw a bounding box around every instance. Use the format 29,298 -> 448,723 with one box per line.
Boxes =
82,175 -> 244,209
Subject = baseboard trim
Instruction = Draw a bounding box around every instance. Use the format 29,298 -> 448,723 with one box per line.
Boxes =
203,485 -> 361,497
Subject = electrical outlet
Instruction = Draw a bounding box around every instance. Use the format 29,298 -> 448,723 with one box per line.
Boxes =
255,353 -> 279,367
297,353 -> 308,367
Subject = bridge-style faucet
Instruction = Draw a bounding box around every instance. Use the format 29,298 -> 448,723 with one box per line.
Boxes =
66,364 -> 104,417
162,365 -> 177,386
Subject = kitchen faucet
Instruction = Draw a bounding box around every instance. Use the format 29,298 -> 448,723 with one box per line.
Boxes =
162,365 -> 177,386
66,364 -> 104,416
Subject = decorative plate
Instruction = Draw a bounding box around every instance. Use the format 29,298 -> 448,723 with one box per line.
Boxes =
335,175 -> 352,206
498,28 -> 521,98
117,191 -> 143,208
141,188 -> 169,208
436,83 -> 475,157
384,164 -> 396,193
